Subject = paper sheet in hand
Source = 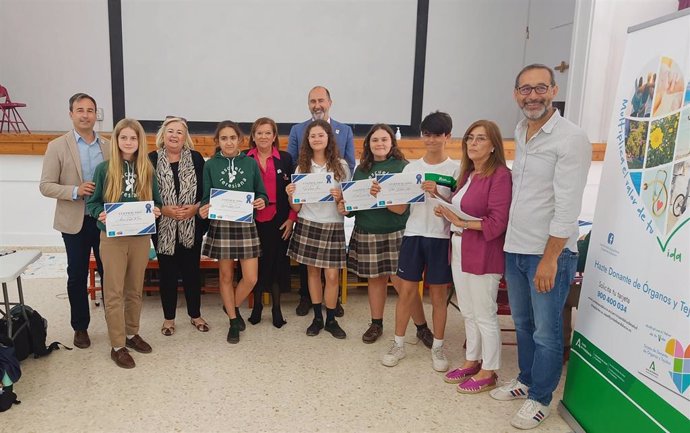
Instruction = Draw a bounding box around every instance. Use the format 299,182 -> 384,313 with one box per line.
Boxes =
428,197 -> 481,221
375,172 -> 425,206
291,173 -> 335,204
209,189 -> 254,223
341,179 -> 378,211
105,201 -> 156,237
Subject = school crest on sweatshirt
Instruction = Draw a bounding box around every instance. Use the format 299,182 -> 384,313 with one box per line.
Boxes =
219,165 -> 248,190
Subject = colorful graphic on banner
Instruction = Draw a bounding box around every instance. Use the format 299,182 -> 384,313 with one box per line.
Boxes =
562,11 -> 690,433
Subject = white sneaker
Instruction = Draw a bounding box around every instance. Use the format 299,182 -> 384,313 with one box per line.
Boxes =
510,399 -> 550,430
489,378 -> 529,401
382,343 -> 406,367
431,346 -> 449,372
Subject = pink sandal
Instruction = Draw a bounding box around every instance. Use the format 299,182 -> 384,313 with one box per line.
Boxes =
443,363 -> 482,384
456,373 -> 498,394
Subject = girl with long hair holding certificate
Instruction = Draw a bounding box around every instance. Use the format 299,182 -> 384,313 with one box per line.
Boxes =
87,118 -> 161,369
199,121 -> 268,344
286,119 -> 351,339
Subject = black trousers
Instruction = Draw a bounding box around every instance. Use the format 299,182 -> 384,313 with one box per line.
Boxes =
254,219 -> 290,309
61,215 -> 103,331
157,241 -> 202,320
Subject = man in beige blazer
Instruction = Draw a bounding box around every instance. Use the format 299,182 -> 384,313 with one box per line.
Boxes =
39,93 -> 110,349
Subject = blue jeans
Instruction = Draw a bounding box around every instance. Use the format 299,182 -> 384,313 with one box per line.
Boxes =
62,215 -> 103,331
504,250 -> 577,405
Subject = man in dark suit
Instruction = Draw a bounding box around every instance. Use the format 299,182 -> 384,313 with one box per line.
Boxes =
39,93 -> 110,349
287,86 -> 355,173
287,86 -> 354,316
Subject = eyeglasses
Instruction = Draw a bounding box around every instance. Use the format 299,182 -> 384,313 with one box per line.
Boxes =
165,115 -> 188,123
516,84 -> 551,95
465,135 -> 488,144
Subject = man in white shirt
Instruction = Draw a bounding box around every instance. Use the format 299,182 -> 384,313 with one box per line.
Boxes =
489,64 -> 591,430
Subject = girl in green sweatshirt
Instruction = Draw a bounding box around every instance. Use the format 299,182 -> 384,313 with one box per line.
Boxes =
199,121 -> 268,344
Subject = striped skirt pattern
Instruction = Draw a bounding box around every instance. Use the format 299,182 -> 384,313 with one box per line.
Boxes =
288,217 -> 345,269
202,220 -> 261,260
347,227 -> 403,278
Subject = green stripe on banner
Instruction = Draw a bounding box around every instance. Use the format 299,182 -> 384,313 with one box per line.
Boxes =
563,332 -> 688,433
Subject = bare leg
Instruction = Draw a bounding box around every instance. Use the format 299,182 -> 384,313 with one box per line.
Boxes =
234,258 -> 258,307
391,275 -> 427,326
323,268 -> 340,309
218,260 -> 236,319
429,284 -> 448,339
394,278 -> 419,336
368,275 -> 388,319
307,266 -> 323,304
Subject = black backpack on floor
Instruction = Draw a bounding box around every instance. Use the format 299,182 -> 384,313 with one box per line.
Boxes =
3,305 -> 70,361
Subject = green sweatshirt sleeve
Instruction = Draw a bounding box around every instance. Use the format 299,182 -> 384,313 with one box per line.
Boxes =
152,174 -> 162,208
201,161 -> 212,205
86,161 -> 107,219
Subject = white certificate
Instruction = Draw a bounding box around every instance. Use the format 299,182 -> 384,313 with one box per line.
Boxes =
209,189 -> 255,223
428,197 -> 482,222
375,172 -> 425,206
341,179 -> 378,211
291,173 -> 335,204
105,201 -> 156,238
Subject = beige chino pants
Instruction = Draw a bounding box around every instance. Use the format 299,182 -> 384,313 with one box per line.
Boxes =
99,232 -> 151,348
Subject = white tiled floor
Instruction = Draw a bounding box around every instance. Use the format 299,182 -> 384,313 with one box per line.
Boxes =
2,275 -> 573,433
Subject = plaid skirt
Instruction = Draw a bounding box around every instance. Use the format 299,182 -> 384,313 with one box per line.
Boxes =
288,217 -> 345,268
202,220 -> 261,260
347,227 -> 403,278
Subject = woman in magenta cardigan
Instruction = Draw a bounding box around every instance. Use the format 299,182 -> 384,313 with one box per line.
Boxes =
435,119 -> 512,394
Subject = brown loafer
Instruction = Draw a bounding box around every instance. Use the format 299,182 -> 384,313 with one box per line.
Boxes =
125,335 -> 152,354
111,347 -> 135,369
74,330 -> 91,349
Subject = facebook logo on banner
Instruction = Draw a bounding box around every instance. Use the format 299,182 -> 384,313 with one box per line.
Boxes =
607,233 -> 615,245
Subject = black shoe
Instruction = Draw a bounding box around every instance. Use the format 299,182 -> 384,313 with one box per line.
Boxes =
222,305 -> 246,331
416,326 -> 434,349
248,306 -> 263,325
306,318 -> 324,336
325,319 -> 347,339
296,297 -> 311,316
235,308 -> 246,331
272,309 -> 287,329
227,326 -> 240,344
335,300 -> 344,317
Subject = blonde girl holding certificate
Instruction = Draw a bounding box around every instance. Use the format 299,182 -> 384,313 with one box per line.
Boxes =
87,118 -> 162,369
286,119 -> 351,339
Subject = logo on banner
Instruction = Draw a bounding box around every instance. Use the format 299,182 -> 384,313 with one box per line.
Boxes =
665,339 -> 690,394
618,56 -> 690,253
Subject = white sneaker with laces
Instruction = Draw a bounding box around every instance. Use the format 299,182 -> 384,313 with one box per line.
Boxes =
510,399 -> 550,430
431,346 -> 449,372
489,378 -> 529,401
382,343 -> 406,367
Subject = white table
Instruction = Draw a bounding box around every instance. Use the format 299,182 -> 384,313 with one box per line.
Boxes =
0,250 -> 41,340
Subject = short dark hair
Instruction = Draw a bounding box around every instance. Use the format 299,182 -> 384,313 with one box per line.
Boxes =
514,64 -> 556,88
69,93 -> 97,112
420,111 -> 452,135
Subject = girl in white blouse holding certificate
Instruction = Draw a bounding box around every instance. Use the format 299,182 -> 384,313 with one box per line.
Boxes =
286,119 -> 351,339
